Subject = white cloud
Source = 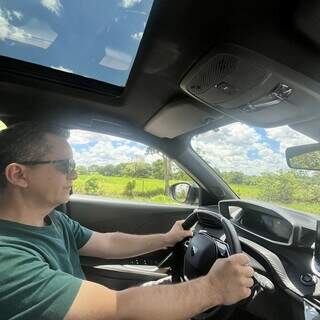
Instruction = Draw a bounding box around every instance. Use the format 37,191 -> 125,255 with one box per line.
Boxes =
0,10 -> 57,49
0,9 -> 30,42
51,65 -> 74,73
266,126 -> 315,153
191,123 -> 311,175
131,32 -> 143,41
69,130 -> 126,145
68,123 -> 316,176
19,19 -> 58,49
99,47 -> 132,71
40,0 -> 62,15
69,130 -> 161,166
13,11 -> 23,20
120,0 -> 142,8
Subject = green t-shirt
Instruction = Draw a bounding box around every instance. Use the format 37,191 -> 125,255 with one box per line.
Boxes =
0,210 -> 93,320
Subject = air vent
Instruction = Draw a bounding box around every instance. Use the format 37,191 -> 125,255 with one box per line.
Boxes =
187,54 -> 237,95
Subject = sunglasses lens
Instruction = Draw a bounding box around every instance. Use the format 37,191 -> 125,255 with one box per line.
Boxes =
55,160 -> 76,174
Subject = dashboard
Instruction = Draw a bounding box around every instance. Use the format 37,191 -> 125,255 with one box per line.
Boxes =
193,200 -> 320,320
233,208 -> 293,243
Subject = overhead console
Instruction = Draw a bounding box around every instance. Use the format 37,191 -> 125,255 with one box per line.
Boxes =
180,44 -> 320,128
144,97 -> 227,138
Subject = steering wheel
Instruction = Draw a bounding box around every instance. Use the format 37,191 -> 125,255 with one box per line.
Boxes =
170,208 -> 242,320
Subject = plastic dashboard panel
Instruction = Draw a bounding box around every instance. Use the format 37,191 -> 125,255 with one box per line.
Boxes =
218,199 -> 303,246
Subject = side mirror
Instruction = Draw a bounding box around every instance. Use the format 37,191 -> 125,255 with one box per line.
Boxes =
286,143 -> 320,171
169,182 -> 200,205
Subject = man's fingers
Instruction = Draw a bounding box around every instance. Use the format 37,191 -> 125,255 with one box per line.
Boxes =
243,278 -> 254,288
178,220 -> 192,236
241,266 -> 255,278
230,253 -> 250,266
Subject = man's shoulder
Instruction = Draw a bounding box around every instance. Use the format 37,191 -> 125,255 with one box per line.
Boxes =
50,209 -> 70,225
49,210 -> 78,236
50,209 -> 64,219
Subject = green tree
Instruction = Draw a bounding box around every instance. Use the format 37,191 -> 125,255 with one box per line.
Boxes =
151,159 -> 164,179
101,164 -> 116,176
222,171 -> 246,184
84,176 -> 100,195
123,180 -> 136,198
146,147 -> 172,195
257,171 -> 298,203
76,165 -> 88,175
88,164 -> 101,174
134,162 -> 152,178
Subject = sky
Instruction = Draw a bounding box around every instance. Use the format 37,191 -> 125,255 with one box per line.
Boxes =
191,122 -> 316,175
68,123 -> 316,176
0,0 -> 154,86
69,130 -> 162,167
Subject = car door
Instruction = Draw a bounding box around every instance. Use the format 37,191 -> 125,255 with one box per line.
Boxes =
66,128 -> 198,289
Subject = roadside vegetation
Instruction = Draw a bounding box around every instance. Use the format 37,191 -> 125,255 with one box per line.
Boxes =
73,162 -> 320,215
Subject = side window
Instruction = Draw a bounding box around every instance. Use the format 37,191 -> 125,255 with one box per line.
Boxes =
69,129 -> 196,205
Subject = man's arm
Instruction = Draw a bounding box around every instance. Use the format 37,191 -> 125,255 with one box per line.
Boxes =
79,220 -> 192,259
65,254 -> 254,320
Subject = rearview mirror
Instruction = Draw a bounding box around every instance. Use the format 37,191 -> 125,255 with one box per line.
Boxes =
286,143 -> 320,171
169,182 -> 200,205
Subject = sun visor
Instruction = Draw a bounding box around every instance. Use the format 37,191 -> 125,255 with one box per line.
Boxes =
180,44 -> 320,127
144,98 -> 224,138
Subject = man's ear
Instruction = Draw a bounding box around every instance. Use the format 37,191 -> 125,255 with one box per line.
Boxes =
5,163 -> 29,188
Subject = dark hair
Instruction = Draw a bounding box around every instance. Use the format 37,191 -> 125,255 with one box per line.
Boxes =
0,122 -> 70,190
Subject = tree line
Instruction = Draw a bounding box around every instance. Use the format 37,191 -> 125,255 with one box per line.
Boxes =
76,160 -> 189,181
76,161 -> 320,204
222,170 -> 320,204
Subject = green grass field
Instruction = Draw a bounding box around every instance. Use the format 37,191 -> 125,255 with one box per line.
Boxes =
73,175 -> 178,204
73,175 -> 320,215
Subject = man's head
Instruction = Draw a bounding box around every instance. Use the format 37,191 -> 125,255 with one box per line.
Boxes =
0,122 -> 77,206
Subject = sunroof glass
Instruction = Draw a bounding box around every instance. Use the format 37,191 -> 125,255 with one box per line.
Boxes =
0,0 -> 154,87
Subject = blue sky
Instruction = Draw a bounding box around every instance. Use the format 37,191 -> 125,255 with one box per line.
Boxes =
255,127 -> 280,152
0,0 -> 154,86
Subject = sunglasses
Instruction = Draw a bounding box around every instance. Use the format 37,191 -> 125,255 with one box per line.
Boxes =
19,159 -> 76,175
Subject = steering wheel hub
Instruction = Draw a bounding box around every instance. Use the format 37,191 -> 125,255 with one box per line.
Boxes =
184,233 -> 227,280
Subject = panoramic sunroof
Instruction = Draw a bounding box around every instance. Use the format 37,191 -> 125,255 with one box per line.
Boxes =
0,0 -> 154,87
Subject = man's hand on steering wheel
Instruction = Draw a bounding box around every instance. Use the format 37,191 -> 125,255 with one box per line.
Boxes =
207,253 -> 255,306
167,209 -> 255,320
165,220 -> 193,247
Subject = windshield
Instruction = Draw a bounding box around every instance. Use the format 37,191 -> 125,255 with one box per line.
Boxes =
191,122 -> 320,216
0,0 -> 154,87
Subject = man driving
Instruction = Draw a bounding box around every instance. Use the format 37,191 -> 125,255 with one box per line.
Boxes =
0,122 -> 254,320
